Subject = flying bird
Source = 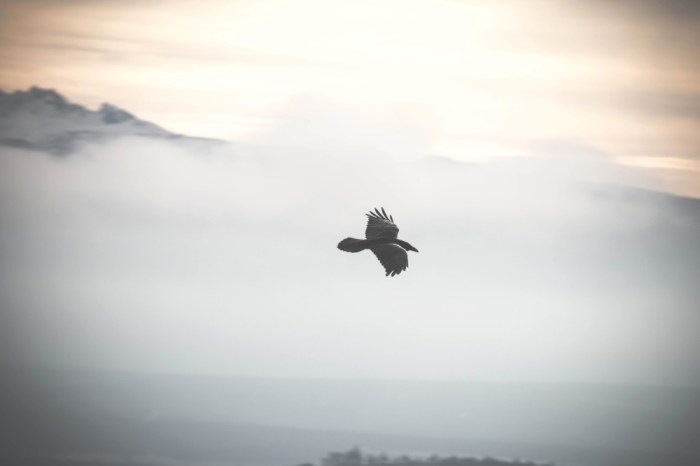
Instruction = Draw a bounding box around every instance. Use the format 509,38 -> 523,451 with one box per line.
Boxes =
338,207 -> 419,276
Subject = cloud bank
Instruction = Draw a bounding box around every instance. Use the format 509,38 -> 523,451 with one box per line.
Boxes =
1,98 -> 699,388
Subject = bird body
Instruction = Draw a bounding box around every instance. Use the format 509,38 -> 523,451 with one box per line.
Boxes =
338,208 -> 418,276
338,237 -> 416,252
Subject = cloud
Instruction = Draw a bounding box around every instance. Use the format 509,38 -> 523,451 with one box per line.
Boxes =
3,0 -> 700,187
1,98 -> 699,386
596,0 -> 700,19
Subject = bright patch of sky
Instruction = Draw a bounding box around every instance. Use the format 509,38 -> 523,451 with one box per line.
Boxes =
1,0 -> 699,196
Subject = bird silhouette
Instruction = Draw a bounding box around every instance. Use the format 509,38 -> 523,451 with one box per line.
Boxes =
338,207 -> 419,276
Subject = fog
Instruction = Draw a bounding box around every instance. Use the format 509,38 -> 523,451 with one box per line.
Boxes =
1,99 -> 699,388
1,95 -> 700,466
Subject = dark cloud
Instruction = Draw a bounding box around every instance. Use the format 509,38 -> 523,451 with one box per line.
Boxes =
602,0 -> 700,19
562,87 -> 700,126
624,90 -> 700,122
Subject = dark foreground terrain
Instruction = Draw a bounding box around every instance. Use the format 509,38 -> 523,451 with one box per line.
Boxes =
1,368 -> 698,466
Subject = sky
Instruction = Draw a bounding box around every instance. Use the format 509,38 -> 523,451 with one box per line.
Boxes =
0,0 -> 699,197
0,0 -> 699,389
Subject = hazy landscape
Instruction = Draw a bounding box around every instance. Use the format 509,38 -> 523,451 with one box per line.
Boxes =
2,1 -> 700,462
2,367 -> 699,466
1,86 -> 699,466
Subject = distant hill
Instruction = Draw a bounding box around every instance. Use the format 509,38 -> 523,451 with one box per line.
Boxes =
0,87 -> 225,155
1,368 -> 699,466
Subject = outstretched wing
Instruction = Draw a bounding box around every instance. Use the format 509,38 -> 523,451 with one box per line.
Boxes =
370,243 -> 408,277
365,207 -> 398,239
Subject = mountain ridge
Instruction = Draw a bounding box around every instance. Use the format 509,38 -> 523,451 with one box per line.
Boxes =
0,86 -> 225,155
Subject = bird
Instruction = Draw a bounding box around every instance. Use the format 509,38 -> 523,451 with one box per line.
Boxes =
337,207 -> 419,276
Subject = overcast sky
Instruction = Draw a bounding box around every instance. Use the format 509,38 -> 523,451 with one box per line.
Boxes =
0,0 -> 699,387
0,0 -> 699,197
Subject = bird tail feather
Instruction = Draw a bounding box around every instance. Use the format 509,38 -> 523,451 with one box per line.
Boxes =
338,237 -> 368,253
